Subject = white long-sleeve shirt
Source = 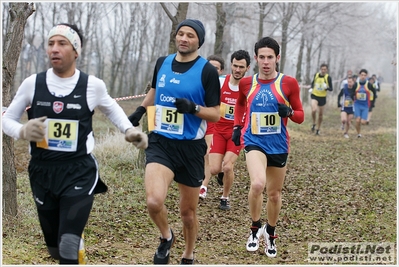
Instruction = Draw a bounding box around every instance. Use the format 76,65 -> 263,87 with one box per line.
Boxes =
2,68 -> 133,153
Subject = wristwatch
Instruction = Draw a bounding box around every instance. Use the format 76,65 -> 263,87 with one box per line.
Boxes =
195,105 -> 200,113
289,109 -> 294,117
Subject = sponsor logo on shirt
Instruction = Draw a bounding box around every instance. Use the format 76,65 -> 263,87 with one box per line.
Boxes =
158,74 -> 166,88
66,103 -> 82,110
170,78 -> 180,84
53,101 -> 64,114
159,94 -> 176,103
36,101 -> 51,107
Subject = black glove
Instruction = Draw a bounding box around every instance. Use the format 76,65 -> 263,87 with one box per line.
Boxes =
175,98 -> 196,114
128,106 -> 146,126
338,104 -> 342,108
278,103 -> 293,118
232,125 -> 242,146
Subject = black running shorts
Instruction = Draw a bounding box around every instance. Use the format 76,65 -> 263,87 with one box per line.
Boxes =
244,145 -> 288,168
310,94 -> 327,106
145,132 -> 207,187
28,154 -> 104,210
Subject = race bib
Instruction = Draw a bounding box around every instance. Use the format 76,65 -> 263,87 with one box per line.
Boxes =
316,83 -> 325,91
220,102 -> 235,120
344,99 -> 353,107
37,118 -> 79,152
356,92 -> 367,101
154,105 -> 184,134
250,112 -> 281,135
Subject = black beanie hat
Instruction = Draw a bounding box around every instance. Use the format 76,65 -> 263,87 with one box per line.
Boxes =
176,19 -> 205,48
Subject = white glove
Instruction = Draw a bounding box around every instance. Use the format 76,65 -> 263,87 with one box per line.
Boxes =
125,128 -> 148,149
19,116 -> 47,142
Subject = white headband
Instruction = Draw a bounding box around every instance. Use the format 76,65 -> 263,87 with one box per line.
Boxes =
48,25 -> 81,56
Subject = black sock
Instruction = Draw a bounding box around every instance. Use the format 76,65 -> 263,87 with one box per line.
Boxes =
251,220 -> 262,229
266,223 -> 275,236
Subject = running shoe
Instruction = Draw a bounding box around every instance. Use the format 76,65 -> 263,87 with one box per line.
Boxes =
153,229 -> 175,264
216,172 -> 224,186
219,197 -> 230,210
315,129 -> 320,135
311,124 -> 316,132
199,186 -> 207,199
180,258 -> 194,264
343,133 -> 349,138
264,230 -> 278,258
246,225 -> 263,252
357,134 -> 362,138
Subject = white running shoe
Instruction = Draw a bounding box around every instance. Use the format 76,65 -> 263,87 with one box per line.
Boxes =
344,133 -> 349,138
199,186 -> 207,199
264,230 -> 278,258
246,225 -> 264,252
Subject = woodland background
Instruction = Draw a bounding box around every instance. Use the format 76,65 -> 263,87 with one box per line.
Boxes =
2,1 -> 398,101
1,2 -> 397,265
3,84 -> 397,265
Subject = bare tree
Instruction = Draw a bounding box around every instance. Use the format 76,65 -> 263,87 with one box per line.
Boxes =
7,2 -> 398,98
294,3 -> 322,102
213,3 -> 226,56
80,3 -> 98,73
127,4 -> 167,96
257,3 -> 275,40
160,2 -> 189,54
252,2 -> 275,74
276,3 -> 296,73
106,3 -> 136,95
2,2 -> 35,217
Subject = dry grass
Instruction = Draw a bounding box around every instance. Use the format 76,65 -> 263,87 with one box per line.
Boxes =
2,86 -> 397,265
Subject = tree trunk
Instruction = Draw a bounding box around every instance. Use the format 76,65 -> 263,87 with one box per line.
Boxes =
2,3 -> 35,217
253,3 -> 265,74
296,34 -> 308,104
160,2 -> 189,54
279,3 -> 295,73
213,3 -> 226,56
305,39 -> 313,86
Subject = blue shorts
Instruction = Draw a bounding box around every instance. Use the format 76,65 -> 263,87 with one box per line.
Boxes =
354,104 -> 368,120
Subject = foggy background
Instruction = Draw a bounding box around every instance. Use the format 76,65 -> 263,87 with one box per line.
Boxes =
2,2 -> 397,99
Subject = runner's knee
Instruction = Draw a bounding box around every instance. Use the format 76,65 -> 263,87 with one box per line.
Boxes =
250,179 -> 266,195
267,191 -> 282,204
222,161 -> 234,174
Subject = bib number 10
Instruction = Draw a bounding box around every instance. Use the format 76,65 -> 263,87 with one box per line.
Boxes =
261,114 -> 277,126
251,111 -> 280,135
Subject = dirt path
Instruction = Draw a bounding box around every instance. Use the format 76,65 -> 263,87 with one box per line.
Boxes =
2,84 -> 396,265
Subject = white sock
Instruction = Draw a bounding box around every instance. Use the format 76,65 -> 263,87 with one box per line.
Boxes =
162,229 -> 173,241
